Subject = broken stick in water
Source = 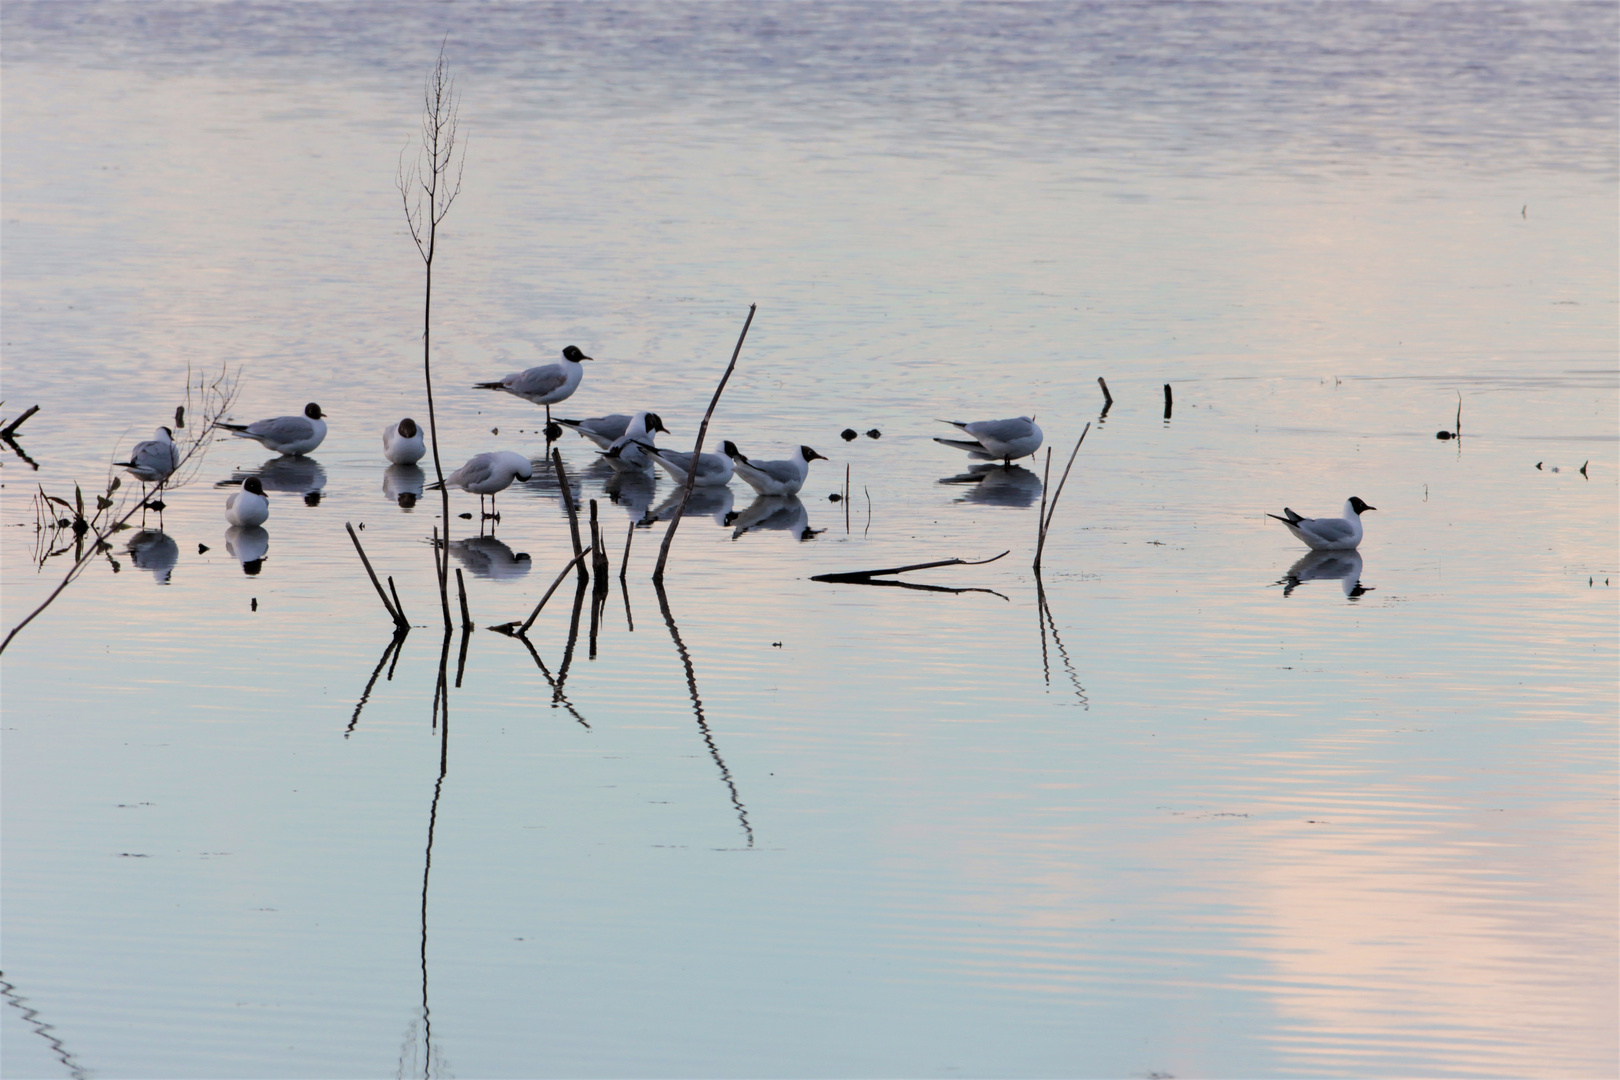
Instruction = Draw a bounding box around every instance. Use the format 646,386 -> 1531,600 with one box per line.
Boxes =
1033,423 -> 1090,572
345,522 -> 408,629
811,550 -> 1008,584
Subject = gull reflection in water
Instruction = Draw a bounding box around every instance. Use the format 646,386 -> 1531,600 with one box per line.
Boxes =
940,463 -> 1043,507
603,469 -> 658,523
727,495 -> 822,541
225,456 -> 328,506
224,525 -> 269,575
124,529 -> 179,584
1277,549 -> 1373,599
382,463 -> 425,509
450,535 -> 532,581
644,484 -> 734,527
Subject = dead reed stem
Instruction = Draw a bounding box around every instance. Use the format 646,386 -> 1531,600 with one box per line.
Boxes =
652,304 -> 756,583
552,449 -> 586,583
1032,423 -> 1090,571
347,522 -> 408,628
517,549 -> 590,635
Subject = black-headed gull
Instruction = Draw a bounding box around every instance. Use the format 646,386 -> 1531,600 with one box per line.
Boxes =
557,411 -> 669,451
600,411 -> 668,472
225,477 -> 270,527
1268,497 -> 1376,551
473,345 -> 590,426
383,418 -> 426,464
934,416 -> 1043,466
431,450 -> 533,520
723,441 -> 827,496
216,403 -> 328,456
634,442 -> 735,487
115,425 -> 181,506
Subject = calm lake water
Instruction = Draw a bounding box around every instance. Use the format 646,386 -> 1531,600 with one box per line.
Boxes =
3,3 -> 1616,1077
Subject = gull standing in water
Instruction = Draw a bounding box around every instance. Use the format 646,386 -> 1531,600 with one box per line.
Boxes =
723,441 -> 827,496
383,418 -> 426,464
1267,497 -> 1376,551
473,345 -> 591,429
934,416 -> 1043,467
431,451 -> 533,521
224,477 -> 270,527
216,403 -> 328,456
115,426 -> 180,510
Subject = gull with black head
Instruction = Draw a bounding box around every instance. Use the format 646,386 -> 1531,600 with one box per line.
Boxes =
473,345 -> 591,432
216,403 -> 328,456
1268,497 -> 1376,551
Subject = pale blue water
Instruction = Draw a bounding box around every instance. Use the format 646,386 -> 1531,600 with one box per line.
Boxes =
3,3 -> 1616,1077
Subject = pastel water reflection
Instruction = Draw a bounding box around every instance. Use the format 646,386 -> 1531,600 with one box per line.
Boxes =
1,3 -> 1614,1078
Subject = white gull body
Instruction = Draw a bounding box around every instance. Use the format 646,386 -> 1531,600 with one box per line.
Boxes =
1267,497 -> 1376,551
217,403 -> 328,456
383,418 -> 426,464
934,416 -> 1043,464
224,477 -> 270,527
723,441 -> 827,497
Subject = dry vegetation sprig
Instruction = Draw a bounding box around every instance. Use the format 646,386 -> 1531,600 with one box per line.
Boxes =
2,366 -> 240,654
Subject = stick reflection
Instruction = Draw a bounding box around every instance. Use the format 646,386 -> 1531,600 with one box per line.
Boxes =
1035,574 -> 1089,709
655,583 -> 754,848
347,628 -> 409,737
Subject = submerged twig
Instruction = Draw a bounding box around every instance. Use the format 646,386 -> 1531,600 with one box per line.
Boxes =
1096,377 -> 1113,417
1,404 -> 40,440
652,304 -> 756,583
811,550 -> 1008,584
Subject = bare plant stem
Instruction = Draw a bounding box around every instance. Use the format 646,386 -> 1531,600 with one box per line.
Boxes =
455,568 -> 472,630
399,45 -> 465,630
1035,447 -> 1052,567
811,551 -> 1009,583
552,449 -> 586,583
347,522 -> 408,628
517,550 -> 591,635
1033,422 -> 1090,571
1,368 -> 237,654
652,304 -> 756,583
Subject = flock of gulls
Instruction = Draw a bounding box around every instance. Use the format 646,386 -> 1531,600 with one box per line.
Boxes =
114,345 -> 1376,578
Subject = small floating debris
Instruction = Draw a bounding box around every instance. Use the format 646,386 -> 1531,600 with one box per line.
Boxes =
250,598 -> 258,611
840,428 -> 858,441
828,493 -> 842,502
197,543 -> 209,554
865,428 -> 881,439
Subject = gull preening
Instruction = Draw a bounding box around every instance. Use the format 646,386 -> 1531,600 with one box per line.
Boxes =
557,411 -> 668,451
115,426 -> 180,506
635,442 -> 735,487
934,416 -> 1043,466
1268,497 -> 1376,551
383,418 -> 426,464
600,411 -> 670,472
473,345 -> 591,426
224,477 -> 270,527
431,450 -> 534,520
216,403 -> 328,456
723,441 -> 827,496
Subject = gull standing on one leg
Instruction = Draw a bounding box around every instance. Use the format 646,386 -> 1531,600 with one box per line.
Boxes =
472,345 -> 592,433
934,416 -> 1043,468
